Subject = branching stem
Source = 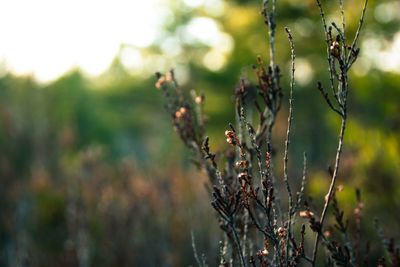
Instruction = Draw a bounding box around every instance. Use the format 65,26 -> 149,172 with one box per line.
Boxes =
311,112 -> 347,266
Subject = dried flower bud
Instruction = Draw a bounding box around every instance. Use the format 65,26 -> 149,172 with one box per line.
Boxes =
226,138 -> 236,145
299,210 -> 315,219
175,111 -> 182,118
195,95 -> 204,104
261,248 -> 269,256
277,227 -> 287,238
225,130 -> 236,146
179,107 -> 187,114
175,107 -> 187,119
330,41 -> 341,58
225,130 -> 235,138
235,160 -> 248,169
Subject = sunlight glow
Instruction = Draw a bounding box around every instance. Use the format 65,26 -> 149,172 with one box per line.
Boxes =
361,32 -> 400,74
182,0 -> 225,16
0,0 -> 166,82
374,1 -> 400,24
293,58 -> 314,86
203,48 -> 226,71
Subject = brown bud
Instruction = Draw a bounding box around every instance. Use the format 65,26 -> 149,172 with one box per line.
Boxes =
175,107 -> 187,119
299,210 -> 315,219
226,137 -> 236,146
330,41 -> 341,58
261,248 -> 269,256
179,107 -> 187,114
235,160 -> 249,169
195,95 -> 204,104
225,130 -> 235,138
225,130 -> 236,145
277,227 -> 287,238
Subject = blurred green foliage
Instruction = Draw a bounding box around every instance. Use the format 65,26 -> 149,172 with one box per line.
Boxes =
0,0 -> 399,266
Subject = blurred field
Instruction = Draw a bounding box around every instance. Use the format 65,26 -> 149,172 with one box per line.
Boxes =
0,0 -> 400,266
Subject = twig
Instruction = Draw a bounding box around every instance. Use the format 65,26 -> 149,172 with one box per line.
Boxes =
191,231 -> 203,267
338,0 -> 346,55
331,22 -> 345,44
262,0 -> 277,87
346,0 -> 368,65
284,26 -> 295,266
230,221 -> 248,267
312,114 -> 347,266
316,81 -> 343,117
315,0 -> 337,101
295,152 -> 307,212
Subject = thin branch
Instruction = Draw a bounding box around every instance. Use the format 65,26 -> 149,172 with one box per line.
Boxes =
315,0 -> 337,100
247,122 -> 267,192
294,152 -> 307,213
346,0 -> 368,65
303,255 -> 314,264
262,0 -> 279,112
338,0 -> 346,55
263,0 -> 277,77
230,221 -> 248,267
311,115 -> 347,266
284,26 -> 295,266
247,205 -> 275,241
284,27 -> 295,210
317,81 -> 343,117
331,22 -> 345,43
191,231 -> 203,267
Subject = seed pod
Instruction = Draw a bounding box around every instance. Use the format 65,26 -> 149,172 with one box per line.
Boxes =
330,41 -> 341,58
235,160 -> 249,169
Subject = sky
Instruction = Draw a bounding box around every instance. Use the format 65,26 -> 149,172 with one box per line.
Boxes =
0,0 -> 167,82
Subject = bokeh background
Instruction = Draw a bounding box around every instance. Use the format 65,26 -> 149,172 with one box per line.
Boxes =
0,0 -> 399,266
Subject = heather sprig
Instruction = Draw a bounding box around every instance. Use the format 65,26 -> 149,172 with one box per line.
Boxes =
156,0 -> 398,266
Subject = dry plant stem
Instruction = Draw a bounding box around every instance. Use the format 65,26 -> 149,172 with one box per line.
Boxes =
317,82 -> 343,116
346,0 -> 368,64
264,0 -> 277,81
242,209 -> 249,259
262,0 -> 279,128
310,0 -> 368,262
296,153 -> 307,210
262,0 -> 283,235
191,231 -> 203,267
284,26 -> 295,266
311,113 -> 347,266
338,0 -> 346,53
230,221 -> 247,267
315,0 -> 336,99
284,27 -> 295,209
